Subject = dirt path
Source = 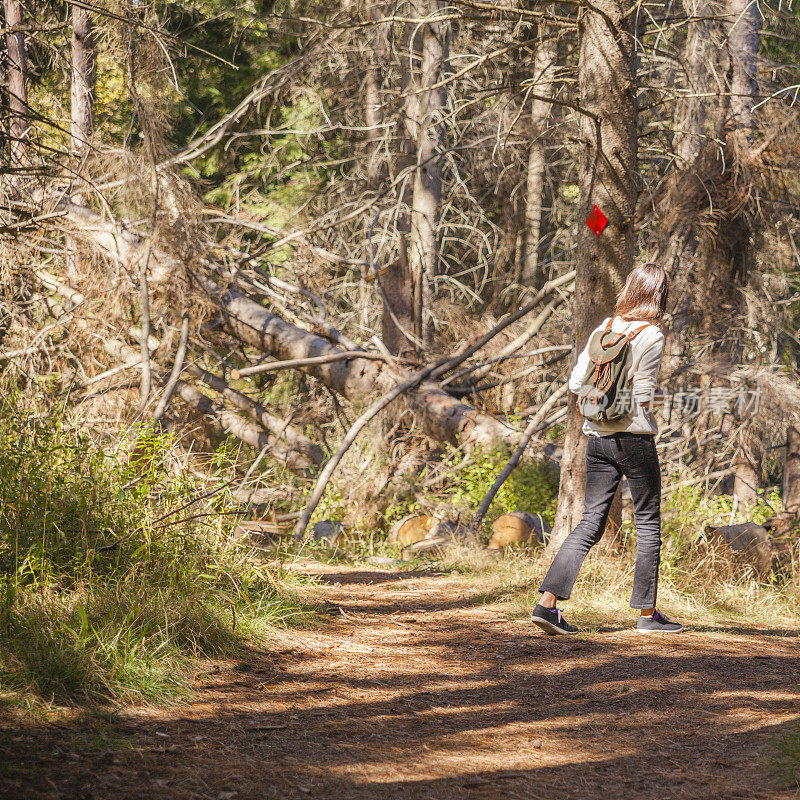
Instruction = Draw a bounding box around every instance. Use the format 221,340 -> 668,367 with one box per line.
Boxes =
4,562 -> 800,800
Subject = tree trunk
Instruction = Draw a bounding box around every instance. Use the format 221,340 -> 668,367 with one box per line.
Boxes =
70,5 -> 95,158
4,0 -> 28,166
522,25 -> 557,288
652,0 -> 758,349
381,235 -> 418,356
672,0 -> 716,167
361,0 -> 386,331
67,4 -> 96,282
549,0 -> 638,549
725,0 -> 760,154
783,425 -> 800,514
400,0 -> 449,347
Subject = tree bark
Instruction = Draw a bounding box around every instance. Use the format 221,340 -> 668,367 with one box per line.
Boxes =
783,425 -> 800,514
66,4 -> 96,282
361,0 -> 387,331
522,25 -> 557,288
381,235 -> 418,356
725,0 -> 760,155
672,0 -> 716,167
400,0 -> 449,346
549,0 -> 638,549
4,0 -> 29,166
70,4 -> 95,158
652,0 -> 759,348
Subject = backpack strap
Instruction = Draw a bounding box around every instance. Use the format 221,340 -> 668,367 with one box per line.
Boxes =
626,323 -> 651,344
599,317 -> 625,349
599,317 -> 650,350
591,321 -> 651,390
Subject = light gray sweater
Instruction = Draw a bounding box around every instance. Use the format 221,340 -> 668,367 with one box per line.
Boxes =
568,316 -> 665,437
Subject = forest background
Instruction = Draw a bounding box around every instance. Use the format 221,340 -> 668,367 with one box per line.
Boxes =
1,0 -> 800,712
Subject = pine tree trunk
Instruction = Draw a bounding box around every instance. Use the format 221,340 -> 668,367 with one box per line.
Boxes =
70,5 -> 95,157
653,0 -> 759,349
783,426 -> 800,514
549,0 -> 638,549
67,5 -> 96,281
4,0 -> 28,166
365,1 -> 416,356
725,0 -> 760,154
401,0 -> 449,347
522,26 -> 557,288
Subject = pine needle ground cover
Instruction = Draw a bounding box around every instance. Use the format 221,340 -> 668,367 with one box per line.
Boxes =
0,402 -> 313,708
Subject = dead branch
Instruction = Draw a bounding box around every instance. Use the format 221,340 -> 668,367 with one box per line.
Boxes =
175,381 -> 318,473
230,350 -> 404,379
183,362 -> 323,467
472,383 -> 569,531
152,310 -> 190,423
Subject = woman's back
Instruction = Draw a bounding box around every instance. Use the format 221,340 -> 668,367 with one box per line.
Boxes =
568,316 -> 665,437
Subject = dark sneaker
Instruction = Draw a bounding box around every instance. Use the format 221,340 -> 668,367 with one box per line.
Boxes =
531,604 -> 578,635
636,610 -> 684,633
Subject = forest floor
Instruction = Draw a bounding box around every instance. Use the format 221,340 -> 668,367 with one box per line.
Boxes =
2,558 -> 800,800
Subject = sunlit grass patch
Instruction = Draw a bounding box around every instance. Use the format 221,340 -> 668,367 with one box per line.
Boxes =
0,400 -> 315,709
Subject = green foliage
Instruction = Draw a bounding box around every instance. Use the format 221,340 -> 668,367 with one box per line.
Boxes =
0,401 -> 311,706
451,449 -> 560,531
663,484 -> 781,544
657,484 -> 784,582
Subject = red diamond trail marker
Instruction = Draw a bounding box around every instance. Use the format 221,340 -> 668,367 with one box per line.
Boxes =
586,205 -> 608,237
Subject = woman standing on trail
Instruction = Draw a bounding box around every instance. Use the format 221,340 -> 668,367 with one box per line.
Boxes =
531,263 -> 684,635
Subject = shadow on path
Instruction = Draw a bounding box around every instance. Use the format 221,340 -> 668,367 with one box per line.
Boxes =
2,567 -> 799,800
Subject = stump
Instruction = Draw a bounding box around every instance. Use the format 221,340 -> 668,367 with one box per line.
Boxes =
704,522 -> 774,577
398,517 -> 474,561
388,514 -> 437,547
312,519 -> 345,549
488,512 -> 551,550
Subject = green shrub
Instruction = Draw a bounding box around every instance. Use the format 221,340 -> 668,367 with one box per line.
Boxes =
452,449 -> 559,530
0,401 -> 311,706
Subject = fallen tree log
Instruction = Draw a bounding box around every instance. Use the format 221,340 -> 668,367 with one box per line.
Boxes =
184,362 -> 323,467
45,197 -> 580,449
175,382 -> 319,473
45,199 -> 522,449
204,280 -> 519,448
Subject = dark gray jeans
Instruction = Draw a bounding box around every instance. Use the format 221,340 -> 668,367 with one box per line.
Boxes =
540,432 -> 662,609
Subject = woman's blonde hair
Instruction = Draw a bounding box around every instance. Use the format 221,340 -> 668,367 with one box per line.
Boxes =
614,262 -> 668,322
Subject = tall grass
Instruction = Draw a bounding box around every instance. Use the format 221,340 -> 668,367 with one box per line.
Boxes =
0,401 -> 311,706
436,482 -> 799,628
